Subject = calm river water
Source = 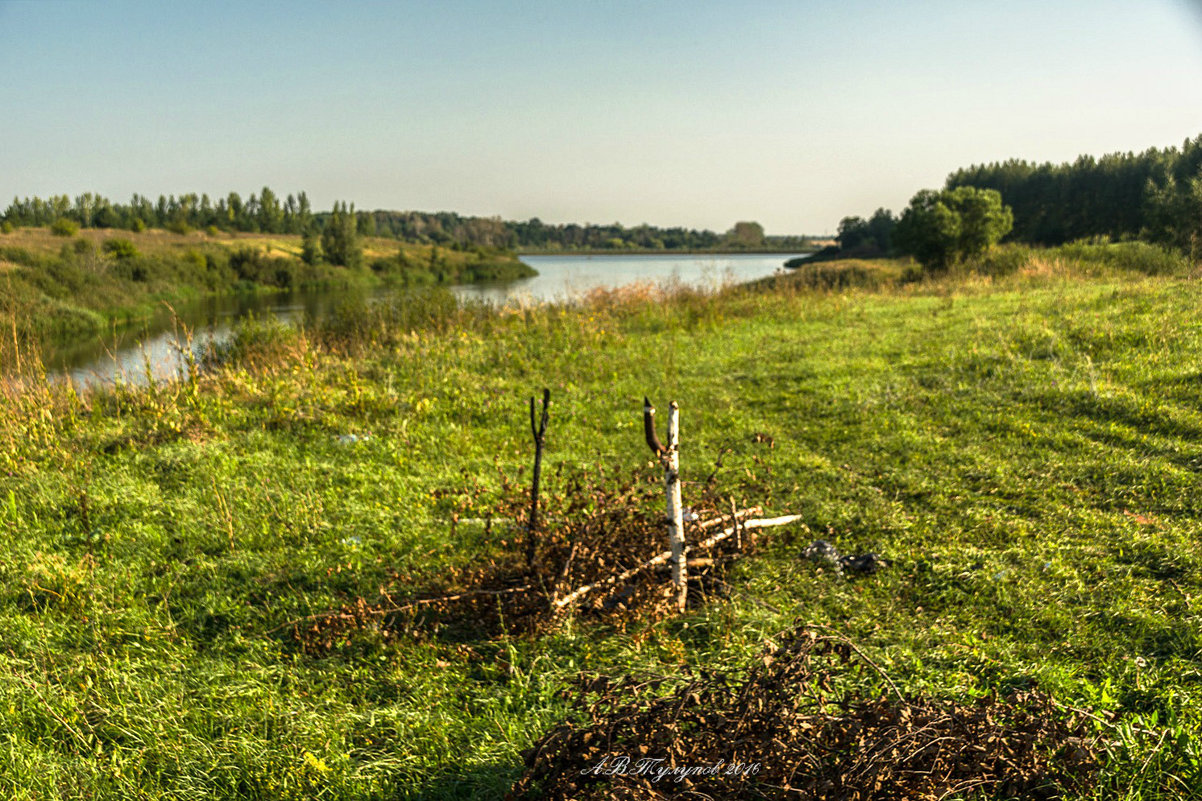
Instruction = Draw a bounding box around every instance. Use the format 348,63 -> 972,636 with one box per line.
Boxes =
37,252 -> 804,388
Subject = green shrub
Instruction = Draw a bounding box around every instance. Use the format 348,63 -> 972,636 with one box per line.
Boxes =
164,219 -> 191,235
229,247 -> 268,283
103,238 -> 140,260
130,218 -> 146,232
50,218 -> 79,237
300,231 -> 322,265
205,225 -> 220,237
72,238 -> 93,255
787,260 -> 899,291
0,246 -> 42,267
311,288 -> 460,345
110,258 -> 149,282
894,187 -> 1013,271
228,247 -> 296,288
967,245 -> 1035,277
203,251 -> 234,288
0,221 -> 13,234
464,257 -> 537,282
1054,240 -> 1189,276
181,249 -> 206,270
207,314 -> 302,367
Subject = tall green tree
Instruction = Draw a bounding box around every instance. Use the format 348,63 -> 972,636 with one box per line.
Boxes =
258,186 -> 284,233
836,216 -> 868,250
321,201 -> 361,267
227,192 -> 244,229
837,208 -> 896,253
296,192 -> 313,236
300,226 -> 322,265
356,211 -> 376,237
946,186 -> 1014,260
894,187 -> 1012,271
726,220 -> 765,248
893,190 -> 962,271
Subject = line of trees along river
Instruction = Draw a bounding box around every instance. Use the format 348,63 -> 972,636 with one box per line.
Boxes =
3,192 -> 811,252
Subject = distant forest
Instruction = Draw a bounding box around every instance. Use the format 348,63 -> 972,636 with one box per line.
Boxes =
1,190 -> 811,252
829,134 -> 1202,262
946,134 -> 1202,252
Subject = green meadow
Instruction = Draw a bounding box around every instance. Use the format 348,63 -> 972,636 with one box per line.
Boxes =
0,225 -> 530,344
1,244 -> 1201,799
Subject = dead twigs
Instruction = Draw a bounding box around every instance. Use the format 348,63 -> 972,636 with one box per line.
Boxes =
552,512 -> 801,611
510,626 -> 1102,800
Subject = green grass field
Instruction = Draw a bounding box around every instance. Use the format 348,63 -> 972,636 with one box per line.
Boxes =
1,248 -> 1201,798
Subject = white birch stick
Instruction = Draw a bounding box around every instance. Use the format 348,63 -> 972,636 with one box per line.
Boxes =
696,506 -> 763,531
552,514 -> 801,611
665,401 -> 686,612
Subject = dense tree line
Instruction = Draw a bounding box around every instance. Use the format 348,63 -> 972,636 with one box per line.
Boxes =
2,190 -> 805,253
819,188 -> 1012,272
836,208 -> 897,254
364,211 -> 803,251
3,189 -> 318,235
785,208 -> 899,266
945,134 -> 1202,254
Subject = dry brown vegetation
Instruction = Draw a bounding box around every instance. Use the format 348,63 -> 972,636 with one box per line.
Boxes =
510,628 -> 1100,800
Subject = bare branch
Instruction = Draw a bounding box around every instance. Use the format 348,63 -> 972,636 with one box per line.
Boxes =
526,388 -> 551,571
643,396 -> 664,456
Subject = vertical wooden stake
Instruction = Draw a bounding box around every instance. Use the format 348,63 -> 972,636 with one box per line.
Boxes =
645,397 -> 687,612
526,388 -> 550,571
665,401 -> 687,611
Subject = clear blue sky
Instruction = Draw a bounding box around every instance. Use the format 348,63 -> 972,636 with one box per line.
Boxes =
2,0 -> 1201,234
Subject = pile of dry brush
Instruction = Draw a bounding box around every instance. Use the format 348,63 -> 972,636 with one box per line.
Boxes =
290,460 -> 780,651
509,627 -> 1101,800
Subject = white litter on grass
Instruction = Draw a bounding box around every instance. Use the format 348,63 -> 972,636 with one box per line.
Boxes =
335,434 -> 371,445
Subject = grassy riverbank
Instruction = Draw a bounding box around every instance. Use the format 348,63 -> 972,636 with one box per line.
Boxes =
0,226 -> 531,347
2,245 -> 1201,798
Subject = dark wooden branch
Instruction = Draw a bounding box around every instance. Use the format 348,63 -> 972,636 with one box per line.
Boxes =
703,445 -> 734,490
643,396 -> 664,456
526,388 -> 550,571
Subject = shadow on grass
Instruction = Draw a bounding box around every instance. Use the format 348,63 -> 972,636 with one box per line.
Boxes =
1053,389 -> 1202,444
402,763 -> 518,801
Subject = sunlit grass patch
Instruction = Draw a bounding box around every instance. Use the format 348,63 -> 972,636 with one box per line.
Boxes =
0,257 -> 1201,797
